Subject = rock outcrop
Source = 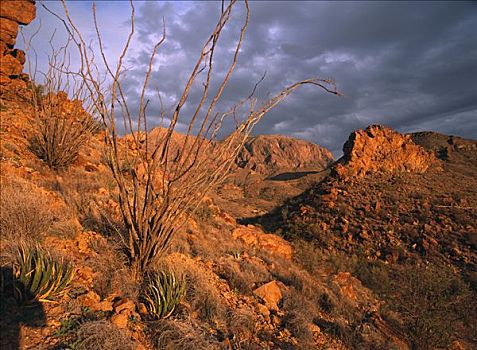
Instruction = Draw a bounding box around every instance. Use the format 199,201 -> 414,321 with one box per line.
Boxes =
236,134 -> 334,175
232,225 -> 293,260
334,124 -> 436,178
0,0 -> 36,94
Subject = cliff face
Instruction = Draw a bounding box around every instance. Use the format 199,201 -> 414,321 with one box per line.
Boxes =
0,0 -> 36,94
236,134 -> 334,175
334,124 -> 437,178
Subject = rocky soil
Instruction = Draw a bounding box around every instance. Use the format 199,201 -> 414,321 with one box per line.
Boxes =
1,2 -> 476,350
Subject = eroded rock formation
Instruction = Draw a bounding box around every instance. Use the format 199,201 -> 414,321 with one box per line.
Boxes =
334,124 -> 436,178
0,0 -> 36,94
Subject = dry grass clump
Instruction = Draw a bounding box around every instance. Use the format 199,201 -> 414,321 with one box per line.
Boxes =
227,308 -> 257,348
87,239 -> 138,300
293,239 -> 324,274
148,318 -> 220,350
0,180 -> 56,241
76,320 -> 137,350
161,254 -> 226,325
217,259 -> 253,295
187,227 -> 245,260
53,170 -> 123,238
282,288 -> 317,346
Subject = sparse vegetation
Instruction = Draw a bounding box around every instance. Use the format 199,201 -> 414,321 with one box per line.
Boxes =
0,180 -> 56,240
76,320 -> 137,350
1,0 -> 475,349
51,0 -> 340,278
381,264 -> 474,350
147,318 -> 219,350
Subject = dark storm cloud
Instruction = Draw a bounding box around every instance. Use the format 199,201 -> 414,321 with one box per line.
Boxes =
28,1 -> 477,156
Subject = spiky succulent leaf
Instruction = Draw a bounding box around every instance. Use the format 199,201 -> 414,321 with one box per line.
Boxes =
11,243 -> 75,304
141,270 -> 186,319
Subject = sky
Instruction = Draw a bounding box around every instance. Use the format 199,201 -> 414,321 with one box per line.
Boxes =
21,1 -> 477,156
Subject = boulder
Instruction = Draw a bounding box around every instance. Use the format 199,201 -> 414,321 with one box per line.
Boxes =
0,54 -> 23,77
77,291 -> 101,308
111,312 -> 129,329
113,298 -> 136,315
253,280 -> 285,311
0,0 -> 36,25
0,18 -> 18,46
232,225 -> 293,260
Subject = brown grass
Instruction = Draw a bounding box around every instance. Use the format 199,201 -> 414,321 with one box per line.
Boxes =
227,308 -> 257,348
1,180 -> 58,241
76,320 -> 137,350
160,254 -> 227,325
148,318 -> 220,350
87,238 -> 138,300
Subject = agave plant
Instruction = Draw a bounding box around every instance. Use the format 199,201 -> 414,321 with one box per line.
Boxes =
141,271 -> 186,319
12,243 -> 75,304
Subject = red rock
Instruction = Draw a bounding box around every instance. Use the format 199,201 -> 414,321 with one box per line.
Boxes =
113,298 -> 136,314
0,0 -> 36,25
335,125 -> 436,178
0,18 -> 18,46
77,291 -> 100,308
111,312 -> 129,329
253,280 -> 285,311
0,41 -> 8,55
232,225 -> 293,260
12,49 -> 25,65
0,54 -> 23,76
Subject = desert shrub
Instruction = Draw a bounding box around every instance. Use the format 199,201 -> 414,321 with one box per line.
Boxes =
218,260 -> 252,294
54,171 -> 100,217
0,181 -> 56,241
9,243 -> 75,304
29,113 -> 94,170
141,270 -> 186,319
195,286 -> 225,324
239,259 -> 272,287
185,266 -> 225,324
318,292 -> 335,313
147,319 -> 220,350
192,202 -> 215,223
76,320 -> 137,350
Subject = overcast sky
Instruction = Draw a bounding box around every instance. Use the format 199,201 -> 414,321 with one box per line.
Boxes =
23,1 -> 477,156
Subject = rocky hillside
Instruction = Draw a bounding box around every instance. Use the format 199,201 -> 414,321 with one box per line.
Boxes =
236,134 -> 334,175
248,125 -> 477,349
1,2 -> 476,350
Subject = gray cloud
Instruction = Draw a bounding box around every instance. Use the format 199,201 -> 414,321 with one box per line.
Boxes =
25,1 -> 477,156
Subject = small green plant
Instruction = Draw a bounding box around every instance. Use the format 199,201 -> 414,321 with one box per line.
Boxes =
12,243 -> 75,304
54,316 -> 81,337
141,271 -> 186,319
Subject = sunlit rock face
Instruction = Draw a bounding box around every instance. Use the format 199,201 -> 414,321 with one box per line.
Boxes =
236,134 -> 334,175
0,0 -> 36,94
334,124 -> 437,178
